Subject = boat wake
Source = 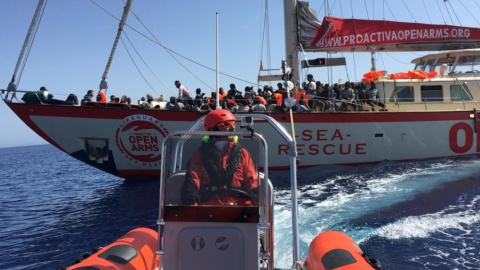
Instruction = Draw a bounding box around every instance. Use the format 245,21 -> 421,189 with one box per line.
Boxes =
271,158 -> 480,269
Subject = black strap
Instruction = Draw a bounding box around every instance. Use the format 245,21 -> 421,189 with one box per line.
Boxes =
200,139 -> 242,189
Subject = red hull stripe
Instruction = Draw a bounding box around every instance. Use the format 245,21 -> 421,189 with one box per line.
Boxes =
8,103 -> 473,123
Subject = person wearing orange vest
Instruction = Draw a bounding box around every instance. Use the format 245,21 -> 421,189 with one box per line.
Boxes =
257,95 -> 267,105
181,109 -> 258,206
273,92 -> 283,106
97,90 -> 107,103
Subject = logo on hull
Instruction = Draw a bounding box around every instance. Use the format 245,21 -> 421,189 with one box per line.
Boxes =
115,115 -> 169,165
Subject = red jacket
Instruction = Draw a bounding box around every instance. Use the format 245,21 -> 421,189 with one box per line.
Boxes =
182,137 -> 258,205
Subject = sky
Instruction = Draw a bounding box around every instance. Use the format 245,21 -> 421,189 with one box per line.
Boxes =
1,0 -> 479,148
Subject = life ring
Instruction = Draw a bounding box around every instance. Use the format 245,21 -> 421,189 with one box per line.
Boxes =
284,96 -> 296,108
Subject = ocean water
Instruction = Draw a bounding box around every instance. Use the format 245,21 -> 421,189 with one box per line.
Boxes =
0,145 -> 479,269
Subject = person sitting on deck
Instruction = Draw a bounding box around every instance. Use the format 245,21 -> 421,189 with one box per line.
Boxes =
81,90 -> 95,104
181,109 -> 258,206
139,93 -> 155,109
22,86 -> 53,104
366,82 -> 386,111
21,86 -> 60,105
166,96 -> 182,111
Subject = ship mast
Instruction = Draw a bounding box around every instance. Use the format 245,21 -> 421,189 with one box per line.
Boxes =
7,0 -> 47,94
99,0 -> 132,92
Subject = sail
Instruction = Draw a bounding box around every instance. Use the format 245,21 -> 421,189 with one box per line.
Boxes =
298,9 -> 480,53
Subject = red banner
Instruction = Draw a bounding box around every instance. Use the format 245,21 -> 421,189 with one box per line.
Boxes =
307,16 -> 480,52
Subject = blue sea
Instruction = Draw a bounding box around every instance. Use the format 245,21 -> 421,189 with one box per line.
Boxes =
0,145 -> 479,269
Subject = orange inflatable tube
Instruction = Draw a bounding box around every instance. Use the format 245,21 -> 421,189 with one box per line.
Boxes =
305,231 -> 381,270
66,227 -> 158,270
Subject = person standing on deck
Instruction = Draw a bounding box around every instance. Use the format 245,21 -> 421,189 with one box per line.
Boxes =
175,80 -> 193,106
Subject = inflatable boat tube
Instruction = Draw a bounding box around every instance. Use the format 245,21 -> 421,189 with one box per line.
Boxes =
66,227 -> 158,270
305,231 -> 381,270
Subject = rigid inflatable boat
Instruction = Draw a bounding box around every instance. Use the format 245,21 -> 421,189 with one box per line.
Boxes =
64,113 -> 381,270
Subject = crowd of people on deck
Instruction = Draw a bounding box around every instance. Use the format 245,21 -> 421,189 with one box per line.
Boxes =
128,77 -> 387,113
24,75 -> 387,112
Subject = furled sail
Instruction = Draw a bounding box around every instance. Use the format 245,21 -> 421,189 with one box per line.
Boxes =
298,3 -> 480,53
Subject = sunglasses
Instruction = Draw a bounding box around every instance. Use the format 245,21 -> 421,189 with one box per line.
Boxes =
216,120 -> 236,128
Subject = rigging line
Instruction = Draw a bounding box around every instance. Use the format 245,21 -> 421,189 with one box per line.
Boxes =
422,0 -> 432,24
119,37 -> 156,94
317,0 -> 326,17
116,2 -> 213,91
458,0 -> 480,25
435,0 -> 447,24
362,0 -> 369,20
259,0 -> 267,75
384,1 -> 396,21
474,0 -> 480,11
326,0 -> 333,16
382,0 -> 384,20
352,51 -> 358,81
401,0 -> 416,23
16,0 -> 48,90
348,0 -> 354,18
122,37 -> 171,94
122,13 -> 173,93
265,0 -> 271,73
122,31 -> 171,95
340,52 -> 350,82
91,0 -> 255,89
378,53 -> 385,73
446,0 -> 461,26
384,52 -> 411,65
443,0 -> 454,25
338,0 -> 344,18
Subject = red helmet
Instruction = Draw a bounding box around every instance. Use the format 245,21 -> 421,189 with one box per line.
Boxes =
204,109 -> 236,131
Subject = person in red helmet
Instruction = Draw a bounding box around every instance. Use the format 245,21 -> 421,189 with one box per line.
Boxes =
181,109 -> 259,205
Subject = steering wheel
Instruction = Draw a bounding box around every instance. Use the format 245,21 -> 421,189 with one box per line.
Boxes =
200,187 -> 254,205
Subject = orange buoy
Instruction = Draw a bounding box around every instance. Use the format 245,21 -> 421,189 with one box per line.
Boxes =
305,231 -> 381,270
66,227 -> 158,270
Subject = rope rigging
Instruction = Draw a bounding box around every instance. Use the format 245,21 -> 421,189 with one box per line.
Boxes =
120,32 -> 170,95
7,0 -> 47,96
90,0 -> 258,93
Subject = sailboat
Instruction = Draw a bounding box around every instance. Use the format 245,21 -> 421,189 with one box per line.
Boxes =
3,0 -> 480,181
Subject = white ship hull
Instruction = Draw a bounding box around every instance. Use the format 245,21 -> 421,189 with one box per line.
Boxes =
7,102 -> 480,180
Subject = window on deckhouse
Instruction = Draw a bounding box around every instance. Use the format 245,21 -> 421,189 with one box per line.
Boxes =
450,83 -> 473,101
421,85 -> 443,102
389,86 -> 414,103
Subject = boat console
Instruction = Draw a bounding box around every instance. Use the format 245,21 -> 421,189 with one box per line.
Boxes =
156,114 -> 297,270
